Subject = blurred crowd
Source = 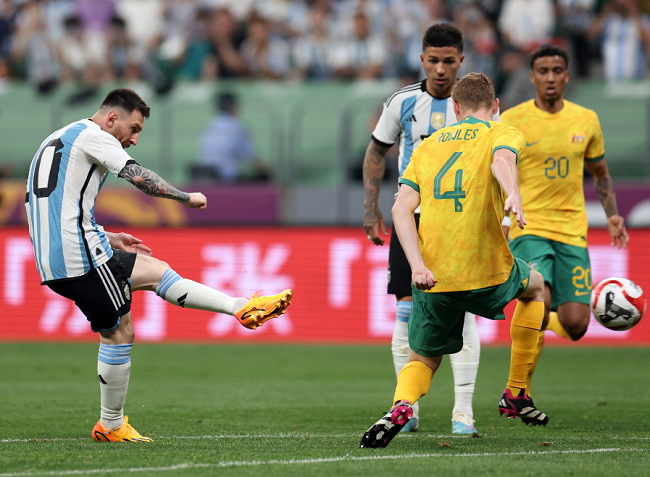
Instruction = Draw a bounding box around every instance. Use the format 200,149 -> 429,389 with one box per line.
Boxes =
1,0 -> 650,101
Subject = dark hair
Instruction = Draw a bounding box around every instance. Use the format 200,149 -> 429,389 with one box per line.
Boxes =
217,92 -> 238,113
64,16 -> 80,29
529,43 -> 569,69
422,23 -> 463,53
111,16 -> 126,29
100,89 -> 150,119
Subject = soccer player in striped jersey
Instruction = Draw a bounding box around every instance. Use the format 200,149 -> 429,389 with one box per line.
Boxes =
360,73 -> 548,449
500,44 -> 629,398
362,23 -> 502,434
25,89 -> 292,442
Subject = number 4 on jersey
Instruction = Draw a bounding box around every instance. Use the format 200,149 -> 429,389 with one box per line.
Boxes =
434,152 -> 465,212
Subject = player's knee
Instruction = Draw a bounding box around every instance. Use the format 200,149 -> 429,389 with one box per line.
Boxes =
563,322 -> 587,341
559,309 -> 590,341
525,270 -> 545,302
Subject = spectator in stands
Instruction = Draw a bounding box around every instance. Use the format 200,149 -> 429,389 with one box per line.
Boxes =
334,0 -> 390,38
455,2 -> 499,78
496,45 -> 536,110
158,0 -> 197,65
176,6 -> 214,80
42,0 -> 76,44
107,16 -> 139,81
196,92 -> 271,183
207,7 -> 249,79
291,7 -> 334,80
330,11 -> 387,79
75,0 -> 114,81
498,0 -> 555,51
558,0 -> 597,77
0,0 -> 16,89
76,0 -> 115,35
587,0 -> 650,81
241,15 -> 291,79
57,16 -> 107,86
11,0 -> 60,94
115,0 -> 163,60
391,0 -> 449,81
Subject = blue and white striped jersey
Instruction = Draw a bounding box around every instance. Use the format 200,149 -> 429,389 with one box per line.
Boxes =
25,119 -> 133,284
372,79 -> 500,179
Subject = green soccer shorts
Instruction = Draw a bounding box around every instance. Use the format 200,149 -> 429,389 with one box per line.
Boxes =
408,257 -> 531,358
509,235 -> 592,310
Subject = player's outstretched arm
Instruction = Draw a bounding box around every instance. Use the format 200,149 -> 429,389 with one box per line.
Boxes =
392,184 -> 436,290
586,159 -> 629,249
491,148 -> 526,229
118,162 -> 207,209
363,140 -> 391,245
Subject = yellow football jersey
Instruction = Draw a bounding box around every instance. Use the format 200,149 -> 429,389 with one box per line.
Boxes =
501,100 -> 605,248
399,116 -> 525,293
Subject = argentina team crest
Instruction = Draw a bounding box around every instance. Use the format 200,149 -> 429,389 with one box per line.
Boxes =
431,112 -> 445,130
122,280 -> 131,301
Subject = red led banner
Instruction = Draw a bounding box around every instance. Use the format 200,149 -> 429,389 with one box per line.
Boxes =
1,227 -> 649,345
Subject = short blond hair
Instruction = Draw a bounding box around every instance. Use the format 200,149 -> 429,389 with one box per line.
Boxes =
451,73 -> 495,112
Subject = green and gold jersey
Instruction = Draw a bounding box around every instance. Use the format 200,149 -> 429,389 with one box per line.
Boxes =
399,116 -> 525,293
501,99 -> 605,248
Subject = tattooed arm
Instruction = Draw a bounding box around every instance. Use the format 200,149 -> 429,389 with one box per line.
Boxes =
586,159 -> 629,248
363,139 -> 392,245
118,162 -> 207,209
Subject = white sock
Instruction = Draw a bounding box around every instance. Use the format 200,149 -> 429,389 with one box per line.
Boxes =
392,300 -> 419,419
98,343 -> 132,430
449,312 -> 480,418
155,269 -> 247,315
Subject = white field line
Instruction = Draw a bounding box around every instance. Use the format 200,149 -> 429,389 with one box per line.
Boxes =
0,448 -> 644,477
2,434 -> 650,444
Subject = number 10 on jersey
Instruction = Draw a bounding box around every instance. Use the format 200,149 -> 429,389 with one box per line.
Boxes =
434,152 -> 465,212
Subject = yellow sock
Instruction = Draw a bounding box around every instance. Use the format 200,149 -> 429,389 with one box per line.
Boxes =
507,301 -> 544,394
547,311 -> 571,340
525,330 -> 545,396
394,361 -> 433,406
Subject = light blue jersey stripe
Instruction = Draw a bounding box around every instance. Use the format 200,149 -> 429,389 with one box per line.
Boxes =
47,123 -> 88,279
399,96 -> 418,177
26,147 -> 44,279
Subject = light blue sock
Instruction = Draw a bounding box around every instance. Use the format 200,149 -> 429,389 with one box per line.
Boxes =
98,343 -> 133,429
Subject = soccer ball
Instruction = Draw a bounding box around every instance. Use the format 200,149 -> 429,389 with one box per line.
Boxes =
590,277 -> 646,331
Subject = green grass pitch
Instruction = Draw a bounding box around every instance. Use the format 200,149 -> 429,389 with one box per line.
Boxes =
1,343 -> 648,476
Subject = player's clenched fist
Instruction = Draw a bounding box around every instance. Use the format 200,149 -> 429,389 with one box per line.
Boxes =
185,192 -> 207,209
412,266 -> 437,290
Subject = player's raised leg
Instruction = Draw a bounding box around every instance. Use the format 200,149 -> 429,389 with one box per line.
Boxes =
449,312 -> 480,434
130,254 -> 292,329
499,268 -> 549,426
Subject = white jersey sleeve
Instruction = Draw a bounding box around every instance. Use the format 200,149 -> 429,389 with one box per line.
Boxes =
372,97 -> 402,146
83,128 -> 133,177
